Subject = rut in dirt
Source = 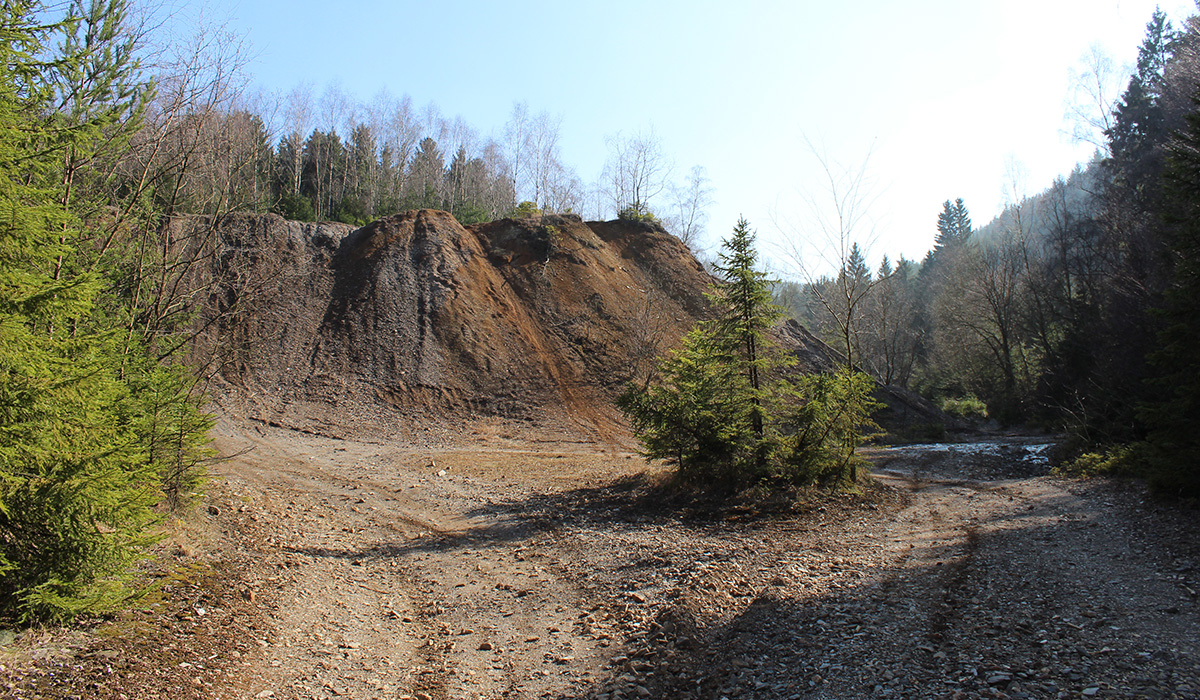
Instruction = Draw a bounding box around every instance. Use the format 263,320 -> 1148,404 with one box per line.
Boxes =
208,429 -> 1199,700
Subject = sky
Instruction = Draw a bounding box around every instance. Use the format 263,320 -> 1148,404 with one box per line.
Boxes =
175,0 -> 1197,275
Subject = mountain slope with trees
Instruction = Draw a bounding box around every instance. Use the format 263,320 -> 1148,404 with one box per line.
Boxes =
775,6 -> 1200,496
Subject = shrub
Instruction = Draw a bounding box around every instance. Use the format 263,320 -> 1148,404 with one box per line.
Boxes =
1055,445 -> 1144,478
510,201 -> 541,218
333,196 -> 371,226
272,192 -> 315,222
617,202 -> 660,224
942,394 -> 988,419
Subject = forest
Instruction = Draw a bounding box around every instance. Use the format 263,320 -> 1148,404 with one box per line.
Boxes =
1,0 -> 1199,627
774,8 -> 1200,499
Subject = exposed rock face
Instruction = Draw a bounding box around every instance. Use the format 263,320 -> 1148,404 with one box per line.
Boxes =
181,209 -> 950,441
185,210 -> 710,440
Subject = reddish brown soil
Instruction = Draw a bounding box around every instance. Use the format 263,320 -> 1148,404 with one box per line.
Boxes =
184,211 -> 712,444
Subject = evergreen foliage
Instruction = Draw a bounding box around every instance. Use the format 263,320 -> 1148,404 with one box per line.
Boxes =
1107,8 -> 1177,188
0,0 -> 212,621
922,198 -> 972,278
780,369 -> 881,485
710,218 -> 784,469
619,219 -> 879,491
617,326 -> 753,483
1139,94 -> 1200,498
935,198 -> 972,251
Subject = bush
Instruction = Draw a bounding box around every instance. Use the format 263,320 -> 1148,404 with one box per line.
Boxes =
617,202 -> 659,223
1055,442 -> 1198,500
942,394 -> 988,419
452,202 -> 491,225
1055,444 -> 1144,478
617,325 -> 754,486
333,196 -> 371,226
509,201 -> 541,218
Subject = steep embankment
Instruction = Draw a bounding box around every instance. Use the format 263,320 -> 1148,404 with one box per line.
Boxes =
182,210 -> 711,442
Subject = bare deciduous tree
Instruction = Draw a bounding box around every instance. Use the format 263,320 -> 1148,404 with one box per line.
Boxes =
933,227 -> 1030,419
601,128 -> 673,218
665,165 -> 714,249
503,102 -> 576,212
779,142 -> 883,373
861,256 -> 921,387
277,83 -> 315,196
1065,44 -> 1124,153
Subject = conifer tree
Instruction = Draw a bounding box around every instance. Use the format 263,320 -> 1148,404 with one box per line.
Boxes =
617,326 -> 751,481
1140,93 -> 1200,497
926,198 -> 972,272
1107,8 -> 1178,210
619,218 -> 878,490
619,218 -> 781,484
710,218 -> 785,470
0,0 -> 211,621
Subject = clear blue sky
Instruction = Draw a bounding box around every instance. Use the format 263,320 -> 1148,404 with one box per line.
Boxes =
174,0 -> 1195,273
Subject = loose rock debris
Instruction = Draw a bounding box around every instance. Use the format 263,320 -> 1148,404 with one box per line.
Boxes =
2,428 -> 1197,700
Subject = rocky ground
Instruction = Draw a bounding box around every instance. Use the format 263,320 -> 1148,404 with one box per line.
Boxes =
2,423 -> 1197,700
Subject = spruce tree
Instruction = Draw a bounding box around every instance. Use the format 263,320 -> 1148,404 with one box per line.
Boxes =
617,326 -> 752,482
1140,94 -> 1200,498
619,219 -> 877,490
929,198 -> 972,267
619,218 -> 785,485
0,0 -> 211,621
1107,8 -> 1177,206
710,218 -> 785,471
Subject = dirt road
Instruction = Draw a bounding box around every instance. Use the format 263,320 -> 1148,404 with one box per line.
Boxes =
6,423 -> 1196,700
186,422 -> 1196,700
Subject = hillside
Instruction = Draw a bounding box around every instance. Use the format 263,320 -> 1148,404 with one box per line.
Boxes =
178,209 -> 950,444
183,210 -> 712,443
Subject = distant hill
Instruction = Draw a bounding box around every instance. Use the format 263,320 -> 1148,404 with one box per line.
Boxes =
972,158 -> 1101,245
